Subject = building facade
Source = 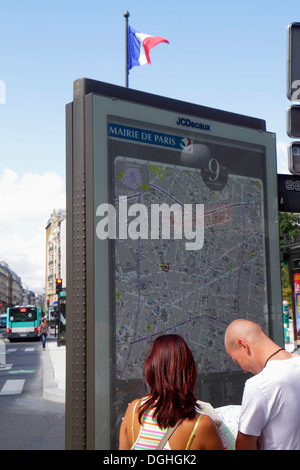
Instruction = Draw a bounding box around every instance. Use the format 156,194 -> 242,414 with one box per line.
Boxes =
22,286 -> 46,313
45,209 -> 66,309
0,261 -> 23,313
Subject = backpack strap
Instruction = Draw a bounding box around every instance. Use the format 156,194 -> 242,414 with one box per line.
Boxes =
156,422 -> 179,449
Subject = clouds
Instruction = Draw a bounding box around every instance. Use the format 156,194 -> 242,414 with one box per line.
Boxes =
0,169 -> 65,291
277,142 -> 289,174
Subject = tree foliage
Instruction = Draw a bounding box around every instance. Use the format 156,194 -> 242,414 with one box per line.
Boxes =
279,213 -> 299,250
279,213 -> 300,308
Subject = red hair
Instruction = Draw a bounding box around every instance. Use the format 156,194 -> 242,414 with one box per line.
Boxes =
139,334 -> 197,428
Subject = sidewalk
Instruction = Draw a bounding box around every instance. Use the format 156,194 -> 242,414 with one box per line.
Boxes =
42,333 -> 66,404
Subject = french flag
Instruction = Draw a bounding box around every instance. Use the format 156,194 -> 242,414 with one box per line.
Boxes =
128,26 -> 169,70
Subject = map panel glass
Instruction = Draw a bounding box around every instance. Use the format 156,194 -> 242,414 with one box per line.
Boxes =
106,116 -> 269,388
112,156 -> 266,380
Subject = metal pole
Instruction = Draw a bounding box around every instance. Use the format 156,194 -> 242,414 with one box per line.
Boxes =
124,10 -> 130,88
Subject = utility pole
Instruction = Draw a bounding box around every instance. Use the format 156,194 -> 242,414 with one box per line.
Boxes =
124,10 -> 130,88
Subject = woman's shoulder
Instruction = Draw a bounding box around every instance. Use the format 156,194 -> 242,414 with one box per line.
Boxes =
175,413 -> 223,450
128,396 -> 149,407
197,413 -> 217,429
177,413 -> 219,438
124,396 -> 148,416
178,411 -> 212,429
127,398 -> 141,410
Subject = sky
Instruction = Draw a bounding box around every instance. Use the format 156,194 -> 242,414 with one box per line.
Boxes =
0,0 -> 299,292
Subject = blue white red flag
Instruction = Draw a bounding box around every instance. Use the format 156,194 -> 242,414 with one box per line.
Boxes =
128,26 -> 169,70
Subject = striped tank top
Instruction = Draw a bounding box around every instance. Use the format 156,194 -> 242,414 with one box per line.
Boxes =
131,397 -> 202,450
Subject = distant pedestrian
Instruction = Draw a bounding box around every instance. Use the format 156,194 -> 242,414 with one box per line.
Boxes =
38,318 -> 50,350
225,319 -> 300,450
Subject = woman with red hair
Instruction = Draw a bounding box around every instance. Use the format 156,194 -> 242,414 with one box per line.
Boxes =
119,334 -> 223,450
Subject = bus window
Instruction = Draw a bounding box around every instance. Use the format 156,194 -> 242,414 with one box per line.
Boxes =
9,307 -> 37,322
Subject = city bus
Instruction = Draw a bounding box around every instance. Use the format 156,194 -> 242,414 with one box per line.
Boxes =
6,305 -> 41,340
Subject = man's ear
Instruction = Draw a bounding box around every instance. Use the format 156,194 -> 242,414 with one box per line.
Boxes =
237,338 -> 248,351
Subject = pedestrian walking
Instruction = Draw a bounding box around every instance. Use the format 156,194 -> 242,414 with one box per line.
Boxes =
38,318 -> 50,350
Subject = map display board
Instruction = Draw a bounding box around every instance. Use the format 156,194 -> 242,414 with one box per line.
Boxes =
87,87 -> 282,449
111,150 -> 265,380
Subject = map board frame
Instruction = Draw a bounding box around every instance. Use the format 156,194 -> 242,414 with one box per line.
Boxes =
65,79 -> 282,450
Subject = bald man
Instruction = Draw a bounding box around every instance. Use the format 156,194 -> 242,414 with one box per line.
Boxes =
225,319 -> 300,450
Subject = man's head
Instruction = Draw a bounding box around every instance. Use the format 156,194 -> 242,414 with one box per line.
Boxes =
224,319 -> 271,375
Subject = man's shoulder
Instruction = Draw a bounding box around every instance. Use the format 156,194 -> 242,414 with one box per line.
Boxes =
245,357 -> 300,390
243,368 -> 271,394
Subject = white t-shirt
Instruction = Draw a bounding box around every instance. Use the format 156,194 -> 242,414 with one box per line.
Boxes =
238,356 -> 300,450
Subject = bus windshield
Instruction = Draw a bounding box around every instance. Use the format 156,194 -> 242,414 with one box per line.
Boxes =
9,307 -> 37,322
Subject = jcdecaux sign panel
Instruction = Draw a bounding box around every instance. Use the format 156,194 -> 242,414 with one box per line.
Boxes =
66,79 -> 282,450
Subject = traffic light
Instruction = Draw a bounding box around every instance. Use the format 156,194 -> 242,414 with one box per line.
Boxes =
287,105 -> 300,138
287,23 -> 300,100
288,142 -> 300,175
56,278 -> 62,294
287,24 -> 300,175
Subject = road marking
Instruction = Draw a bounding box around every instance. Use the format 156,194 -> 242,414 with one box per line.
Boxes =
24,348 -> 34,352
0,379 -> 25,395
8,369 -> 35,374
0,364 -> 12,370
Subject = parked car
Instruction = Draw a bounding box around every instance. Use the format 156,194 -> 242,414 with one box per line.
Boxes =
0,313 -> 7,328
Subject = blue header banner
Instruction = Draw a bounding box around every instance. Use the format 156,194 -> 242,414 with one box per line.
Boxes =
107,123 -> 191,151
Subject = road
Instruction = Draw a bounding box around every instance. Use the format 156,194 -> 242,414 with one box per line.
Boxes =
0,329 -> 65,450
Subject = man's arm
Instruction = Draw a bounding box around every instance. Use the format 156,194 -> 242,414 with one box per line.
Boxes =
235,431 -> 259,450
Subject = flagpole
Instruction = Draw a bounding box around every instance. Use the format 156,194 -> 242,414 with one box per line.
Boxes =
123,10 -> 130,88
